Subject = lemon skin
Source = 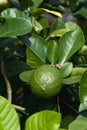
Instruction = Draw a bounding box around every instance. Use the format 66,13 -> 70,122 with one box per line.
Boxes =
30,65 -> 62,98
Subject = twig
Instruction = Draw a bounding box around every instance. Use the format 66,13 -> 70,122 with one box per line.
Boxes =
0,60 -> 26,112
13,104 -> 26,112
1,60 -> 12,103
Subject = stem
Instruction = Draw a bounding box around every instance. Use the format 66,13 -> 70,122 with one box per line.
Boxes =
13,104 -> 26,112
0,60 -> 26,112
1,60 -> 12,103
57,97 -> 61,113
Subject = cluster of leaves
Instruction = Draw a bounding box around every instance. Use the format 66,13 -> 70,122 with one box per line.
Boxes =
0,0 -> 87,130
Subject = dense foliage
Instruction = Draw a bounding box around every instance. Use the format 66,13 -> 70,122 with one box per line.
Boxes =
0,0 -> 87,130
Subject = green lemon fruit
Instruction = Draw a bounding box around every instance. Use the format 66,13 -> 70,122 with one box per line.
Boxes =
30,65 -> 62,98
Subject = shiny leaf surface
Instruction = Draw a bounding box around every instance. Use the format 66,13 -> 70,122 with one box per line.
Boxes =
68,111 -> 87,130
58,22 -> 85,65
0,8 -> 32,37
26,34 -> 47,68
60,62 -> 73,78
79,70 -> 87,109
19,70 -> 35,83
63,75 -> 81,85
0,96 -> 20,130
47,40 -> 60,64
25,110 -> 61,130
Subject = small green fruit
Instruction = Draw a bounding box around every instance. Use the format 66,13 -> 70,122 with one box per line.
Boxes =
30,65 -> 62,98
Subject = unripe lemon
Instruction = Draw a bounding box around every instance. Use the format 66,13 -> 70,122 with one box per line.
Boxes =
30,65 -> 62,98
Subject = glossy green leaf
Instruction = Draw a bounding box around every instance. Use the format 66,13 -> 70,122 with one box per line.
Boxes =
50,18 -> 65,33
35,8 -> 62,18
47,40 -> 60,64
49,18 -> 68,37
0,8 -> 32,37
58,22 -> 85,65
61,115 -> 76,129
33,19 -> 43,32
26,48 -> 45,68
70,67 -> 87,76
63,75 -> 81,85
26,34 -> 47,68
0,96 -> 20,130
25,110 -> 61,130
79,45 -> 87,56
49,28 -> 69,37
79,7 -> 87,19
60,62 -> 73,78
79,103 -> 85,112
39,18 -> 49,29
79,70 -> 87,109
68,111 -> 87,130
19,70 -> 35,83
